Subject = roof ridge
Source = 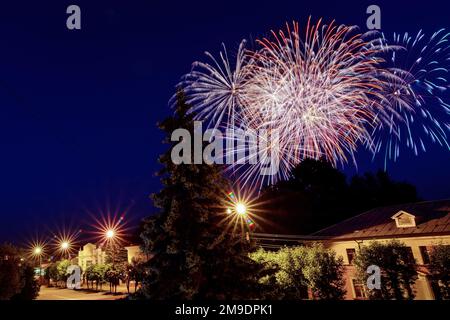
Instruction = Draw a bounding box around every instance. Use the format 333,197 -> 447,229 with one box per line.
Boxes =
311,198 -> 450,236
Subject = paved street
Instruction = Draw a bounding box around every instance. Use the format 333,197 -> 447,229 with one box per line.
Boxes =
37,286 -> 128,300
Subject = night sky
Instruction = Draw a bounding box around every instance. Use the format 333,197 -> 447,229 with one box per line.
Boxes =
1,0 -> 449,242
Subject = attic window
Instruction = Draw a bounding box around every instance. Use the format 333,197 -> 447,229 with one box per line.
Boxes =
391,211 -> 416,228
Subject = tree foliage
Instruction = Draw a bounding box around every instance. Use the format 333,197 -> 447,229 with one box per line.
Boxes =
56,259 -> 72,287
258,158 -> 419,234
429,244 -> 450,299
354,240 -> 418,300
251,243 -> 345,300
0,243 -> 40,300
44,262 -> 59,286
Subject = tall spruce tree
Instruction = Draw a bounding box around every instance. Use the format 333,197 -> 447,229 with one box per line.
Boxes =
139,90 -> 262,300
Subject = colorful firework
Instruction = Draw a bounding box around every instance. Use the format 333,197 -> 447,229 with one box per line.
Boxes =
178,18 -> 450,189
373,29 -> 450,165
179,40 -> 249,131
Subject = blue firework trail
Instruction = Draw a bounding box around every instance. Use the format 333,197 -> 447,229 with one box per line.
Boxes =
373,29 -> 450,167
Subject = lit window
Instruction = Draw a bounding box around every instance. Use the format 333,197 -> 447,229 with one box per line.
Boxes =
352,279 -> 366,299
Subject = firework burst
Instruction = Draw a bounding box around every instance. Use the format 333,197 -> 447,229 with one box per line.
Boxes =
179,40 -> 249,131
240,19 -> 391,167
373,29 -> 450,165
178,18 -> 450,189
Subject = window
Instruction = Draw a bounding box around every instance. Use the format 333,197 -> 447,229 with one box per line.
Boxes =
352,279 -> 366,299
404,247 -> 415,264
346,248 -> 356,265
391,211 -> 416,228
419,246 -> 430,264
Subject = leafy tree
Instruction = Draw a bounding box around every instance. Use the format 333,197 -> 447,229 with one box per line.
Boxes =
348,170 -> 419,214
0,244 -> 24,299
125,258 -> 145,294
85,264 -> 95,289
251,247 -> 307,299
105,263 -> 126,294
85,264 -> 108,290
139,90 -> 264,300
44,263 -> 59,286
302,243 -> 346,299
0,243 -> 39,300
56,259 -> 71,288
354,240 -> 418,300
12,265 -> 40,300
105,244 -> 128,266
251,243 -> 345,300
429,244 -> 450,299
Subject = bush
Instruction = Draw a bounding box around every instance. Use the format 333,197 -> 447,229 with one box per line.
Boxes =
429,244 -> 450,299
0,243 -> 40,300
354,240 -> 418,300
251,243 -> 345,300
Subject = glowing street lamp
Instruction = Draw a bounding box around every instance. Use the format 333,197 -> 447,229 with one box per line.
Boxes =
105,229 -> 115,239
61,241 -> 69,250
235,202 -> 247,216
59,240 -> 71,259
33,246 -> 43,279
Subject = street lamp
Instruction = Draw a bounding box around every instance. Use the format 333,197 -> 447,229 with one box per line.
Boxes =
60,241 -> 71,259
235,202 -> 247,215
33,246 -> 43,280
61,241 -> 69,250
106,229 -> 115,239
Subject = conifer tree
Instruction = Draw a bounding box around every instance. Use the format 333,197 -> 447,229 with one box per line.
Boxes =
139,90 -> 262,299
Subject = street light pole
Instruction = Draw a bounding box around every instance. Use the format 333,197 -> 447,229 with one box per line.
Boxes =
39,254 -> 42,279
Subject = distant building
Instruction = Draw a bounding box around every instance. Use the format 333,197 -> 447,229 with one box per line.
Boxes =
255,200 -> 450,300
125,245 -> 151,264
77,243 -> 148,270
77,243 -> 106,271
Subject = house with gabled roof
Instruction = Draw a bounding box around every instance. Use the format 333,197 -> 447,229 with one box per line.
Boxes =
254,200 -> 450,300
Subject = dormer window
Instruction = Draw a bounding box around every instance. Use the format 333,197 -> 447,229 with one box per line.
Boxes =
391,211 -> 416,228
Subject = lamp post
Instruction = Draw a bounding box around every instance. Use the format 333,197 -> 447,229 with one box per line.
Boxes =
61,241 -> 70,260
105,229 -> 116,266
231,202 -> 253,241
33,246 -> 43,280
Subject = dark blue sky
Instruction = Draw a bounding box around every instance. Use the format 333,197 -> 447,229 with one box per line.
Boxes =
1,0 -> 449,242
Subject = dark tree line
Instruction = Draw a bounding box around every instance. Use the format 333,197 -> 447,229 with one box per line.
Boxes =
0,243 -> 40,300
257,158 -> 419,234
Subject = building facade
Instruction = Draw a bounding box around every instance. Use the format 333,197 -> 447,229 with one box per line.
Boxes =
77,243 -> 106,271
255,200 -> 450,300
125,245 -> 149,264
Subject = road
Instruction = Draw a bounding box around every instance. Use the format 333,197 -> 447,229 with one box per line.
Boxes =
37,286 -> 128,300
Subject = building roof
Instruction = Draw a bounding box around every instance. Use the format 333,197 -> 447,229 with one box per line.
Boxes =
312,199 -> 450,240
